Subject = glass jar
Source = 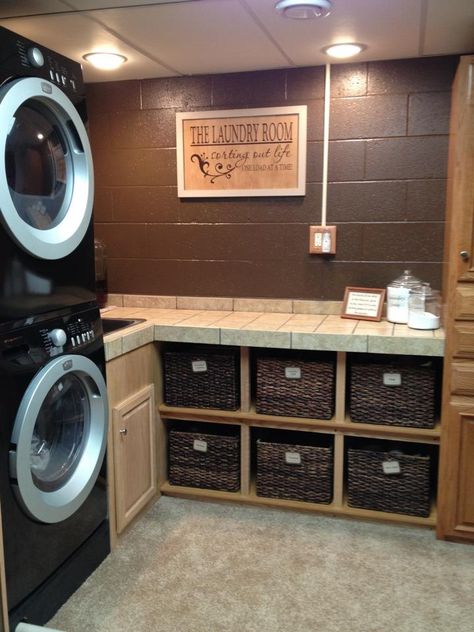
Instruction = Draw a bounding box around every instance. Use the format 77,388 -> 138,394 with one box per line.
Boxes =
386,269 -> 421,324
408,283 -> 441,330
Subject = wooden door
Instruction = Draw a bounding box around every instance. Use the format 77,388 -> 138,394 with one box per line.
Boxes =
438,55 -> 474,542
113,384 -> 157,534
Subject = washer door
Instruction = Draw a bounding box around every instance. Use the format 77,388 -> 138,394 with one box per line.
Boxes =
10,355 -> 108,524
0,77 -> 94,260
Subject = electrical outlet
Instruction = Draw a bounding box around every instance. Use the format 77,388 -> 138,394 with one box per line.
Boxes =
309,225 -> 337,254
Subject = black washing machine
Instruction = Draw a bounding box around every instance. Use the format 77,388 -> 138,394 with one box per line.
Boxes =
0,304 -> 109,628
0,25 -> 97,328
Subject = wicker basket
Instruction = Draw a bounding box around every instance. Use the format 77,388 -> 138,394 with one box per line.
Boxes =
168,429 -> 240,492
349,357 -> 437,428
164,347 -> 240,411
347,447 -> 431,517
256,440 -> 333,504
256,355 -> 335,419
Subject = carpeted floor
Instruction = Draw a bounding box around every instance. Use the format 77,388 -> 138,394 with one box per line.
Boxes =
49,496 -> 474,632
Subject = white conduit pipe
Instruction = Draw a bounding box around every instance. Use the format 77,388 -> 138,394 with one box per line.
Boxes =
16,623 -> 64,632
321,62 -> 331,227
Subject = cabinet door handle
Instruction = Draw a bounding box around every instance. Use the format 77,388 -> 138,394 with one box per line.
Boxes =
460,250 -> 470,260
119,428 -> 128,436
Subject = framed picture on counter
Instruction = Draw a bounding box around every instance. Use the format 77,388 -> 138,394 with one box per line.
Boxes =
176,105 -> 307,197
341,287 -> 386,322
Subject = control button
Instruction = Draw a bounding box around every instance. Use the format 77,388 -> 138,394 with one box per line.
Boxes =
70,79 -> 76,91
90,330 -> 95,339
71,338 -> 76,347
82,333 -> 87,342
49,328 -> 67,347
55,72 -> 60,83
49,70 -> 55,81
27,47 -> 44,68
61,75 -> 66,86
76,335 -> 81,345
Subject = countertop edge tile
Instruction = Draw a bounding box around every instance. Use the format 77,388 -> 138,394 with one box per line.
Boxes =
291,332 -> 368,352
367,335 -> 445,357
153,324 -> 220,344
221,329 -> 291,348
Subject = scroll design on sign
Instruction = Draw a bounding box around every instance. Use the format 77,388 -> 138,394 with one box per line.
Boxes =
190,153 -> 244,184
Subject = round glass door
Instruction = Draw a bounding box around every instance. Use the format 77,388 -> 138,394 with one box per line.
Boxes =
0,77 -> 94,260
10,355 -> 108,524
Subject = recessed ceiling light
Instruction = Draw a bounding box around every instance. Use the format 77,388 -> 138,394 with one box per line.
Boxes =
323,43 -> 366,59
83,52 -> 127,70
275,0 -> 331,19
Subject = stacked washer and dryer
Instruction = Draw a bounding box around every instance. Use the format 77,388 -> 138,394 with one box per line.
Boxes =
0,25 -> 110,628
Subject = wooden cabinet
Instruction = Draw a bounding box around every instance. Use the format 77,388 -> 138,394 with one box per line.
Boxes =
438,55 -> 474,542
112,384 -> 156,535
159,349 -> 441,528
106,344 -> 160,545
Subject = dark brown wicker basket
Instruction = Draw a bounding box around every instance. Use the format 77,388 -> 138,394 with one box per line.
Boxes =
168,429 -> 240,492
349,357 -> 437,428
256,440 -> 333,504
347,448 -> 431,517
256,355 -> 335,419
164,347 -> 240,411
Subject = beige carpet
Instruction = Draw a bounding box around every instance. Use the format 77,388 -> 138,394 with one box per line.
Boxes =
49,496 -> 474,632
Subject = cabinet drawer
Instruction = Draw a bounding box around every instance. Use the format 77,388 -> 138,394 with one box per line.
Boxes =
452,322 -> 474,358
454,284 -> 474,320
451,362 -> 474,396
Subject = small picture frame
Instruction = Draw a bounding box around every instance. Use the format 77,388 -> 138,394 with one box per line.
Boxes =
341,287 -> 386,322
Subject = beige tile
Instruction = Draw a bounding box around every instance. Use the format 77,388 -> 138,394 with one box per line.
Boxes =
394,324 -> 435,338
208,312 -> 262,329
106,293 -> 124,307
154,325 -> 220,344
368,336 -> 444,357
221,329 -> 291,348
242,313 -> 293,331
123,294 -> 177,308
434,327 -> 446,339
315,315 -> 358,334
292,332 -> 367,352
122,324 -> 154,354
177,296 -> 234,310
177,311 -> 232,326
233,298 -> 293,313
101,307 -> 145,318
354,320 -> 395,336
278,314 -> 326,332
292,300 -> 342,315
104,337 -> 123,361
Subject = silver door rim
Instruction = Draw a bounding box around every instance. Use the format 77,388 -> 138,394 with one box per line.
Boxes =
10,355 -> 108,524
0,77 -> 94,260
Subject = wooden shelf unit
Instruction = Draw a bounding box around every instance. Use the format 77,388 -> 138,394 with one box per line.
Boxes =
158,348 -> 440,528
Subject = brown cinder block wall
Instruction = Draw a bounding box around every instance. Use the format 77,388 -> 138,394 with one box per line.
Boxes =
88,56 -> 457,300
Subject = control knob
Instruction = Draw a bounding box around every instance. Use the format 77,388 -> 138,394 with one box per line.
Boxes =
49,328 -> 67,347
27,47 -> 44,68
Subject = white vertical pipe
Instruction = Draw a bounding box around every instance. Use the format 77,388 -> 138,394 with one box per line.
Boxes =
321,63 -> 331,227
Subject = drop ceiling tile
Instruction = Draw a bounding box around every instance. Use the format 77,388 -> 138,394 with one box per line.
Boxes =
423,0 -> 474,55
0,0 -> 69,18
244,0 -> 422,65
0,13 -> 175,81
66,0 -> 197,8
86,0 -> 290,75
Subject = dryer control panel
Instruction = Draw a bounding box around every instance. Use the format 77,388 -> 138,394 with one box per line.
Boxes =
0,24 -> 84,100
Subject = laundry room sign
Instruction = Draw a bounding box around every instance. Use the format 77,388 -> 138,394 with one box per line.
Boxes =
176,105 -> 307,197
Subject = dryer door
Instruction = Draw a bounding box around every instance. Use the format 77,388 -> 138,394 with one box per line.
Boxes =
9,355 -> 108,524
0,77 -> 94,260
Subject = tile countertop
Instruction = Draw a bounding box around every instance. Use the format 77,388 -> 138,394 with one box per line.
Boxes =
101,306 -> 445,362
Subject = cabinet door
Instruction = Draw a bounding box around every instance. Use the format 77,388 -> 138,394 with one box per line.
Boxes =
113,384 -> 157,534
438,55 -> 474,542
438,403 -> 474,540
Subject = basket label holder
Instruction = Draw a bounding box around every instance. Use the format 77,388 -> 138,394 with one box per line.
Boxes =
192,360 -> 208,373
383,372 -> 402,386
285,451 -> 302,465
285,367 -> 301,379
382,460 -> 401,475
193,439 -> 208,452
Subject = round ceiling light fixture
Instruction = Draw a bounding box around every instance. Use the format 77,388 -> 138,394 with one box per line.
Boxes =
322,43 -> 365,59
83,52 -> 127,70
275,0 -> 332,19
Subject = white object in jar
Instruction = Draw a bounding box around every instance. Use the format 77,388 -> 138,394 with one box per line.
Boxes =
386,286 -> 411,323
407,311 -> 440,330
